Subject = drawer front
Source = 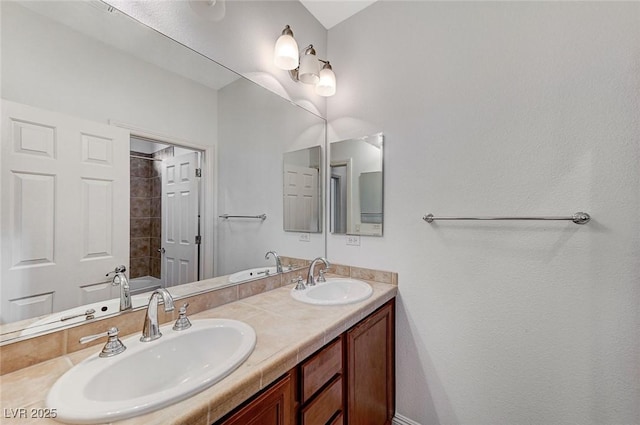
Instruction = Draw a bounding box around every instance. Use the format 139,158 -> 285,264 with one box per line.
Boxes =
328,412 -> 344,425
301,376 -> 342,425
301,337 -> 342,402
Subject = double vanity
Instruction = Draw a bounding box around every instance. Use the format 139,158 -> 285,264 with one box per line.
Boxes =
0,261 -> 397,425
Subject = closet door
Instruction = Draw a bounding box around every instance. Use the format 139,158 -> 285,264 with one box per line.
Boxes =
161,151 -> 200,286
1,100 -> 130,322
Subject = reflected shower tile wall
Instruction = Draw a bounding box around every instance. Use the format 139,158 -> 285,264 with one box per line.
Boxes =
130,237 -> 150,258
130,156 -> 151,178
130,176 -> 150,198
130,198 -> 151,218
130,218 -> 151,238
130,151 -> 153,279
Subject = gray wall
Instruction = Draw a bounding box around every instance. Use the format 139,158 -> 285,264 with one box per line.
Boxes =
327,2 -> 640,424
93,1 -> 640,423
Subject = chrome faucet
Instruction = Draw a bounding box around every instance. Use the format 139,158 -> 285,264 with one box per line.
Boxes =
265,250 -> 283,273
140,288 -> 174,342
106,265 -> 132,312
306,257 -> 331,286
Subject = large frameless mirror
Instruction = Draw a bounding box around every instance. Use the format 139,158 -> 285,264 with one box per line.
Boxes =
0,0 -> 325,343
330,133 -> 384,236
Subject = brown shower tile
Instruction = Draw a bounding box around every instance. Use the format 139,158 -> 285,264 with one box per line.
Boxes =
150,258 -> 161,279
130,176 -> 150,198
151,161 -> 162,178
151,218 -> 161,238
130,197 -> 151,218
151,176 -> 161,198
150,197 -> 161,218
130,237 -> 150,258
130,257 -> 150,279
150,237 -> 161,259
130,218 -> 151,238
130,154 -> 152,178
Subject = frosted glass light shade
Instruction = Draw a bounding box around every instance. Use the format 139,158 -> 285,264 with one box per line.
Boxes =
315,66 -> 336,96
274,34 -> 299,70
298,53 -> 320,84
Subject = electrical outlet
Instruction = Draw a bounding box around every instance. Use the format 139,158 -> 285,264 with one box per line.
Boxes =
346,235 -> 360,246
299,233 -> 311,242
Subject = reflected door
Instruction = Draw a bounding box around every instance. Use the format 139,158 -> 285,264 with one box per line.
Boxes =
283,164 -> 319,232
0,100 -> 130,322
161,152 -> 200,286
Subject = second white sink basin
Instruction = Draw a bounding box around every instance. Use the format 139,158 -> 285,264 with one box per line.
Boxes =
46,319 -> 256,424
291,278 -> 373,306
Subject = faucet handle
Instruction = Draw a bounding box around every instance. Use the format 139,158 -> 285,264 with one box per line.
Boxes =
173,303 -> 192,331
317,269 -> 327,283
80,327 -> 126,358
106,265 -> 127,276
292,276 -> 306,291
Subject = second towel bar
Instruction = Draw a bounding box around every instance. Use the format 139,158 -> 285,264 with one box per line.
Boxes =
423,212 -> 590,225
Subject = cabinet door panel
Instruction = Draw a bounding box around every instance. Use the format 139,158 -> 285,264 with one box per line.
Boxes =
217,374 -> 293,425
347,301 -> 395,425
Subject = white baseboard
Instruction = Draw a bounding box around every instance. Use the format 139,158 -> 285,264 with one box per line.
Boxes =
393,413 -> 422,425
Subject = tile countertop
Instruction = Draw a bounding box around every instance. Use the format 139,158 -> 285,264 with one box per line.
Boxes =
0,278 -> 397,425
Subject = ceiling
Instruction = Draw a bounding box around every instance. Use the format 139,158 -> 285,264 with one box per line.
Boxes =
299,0 -> 378,29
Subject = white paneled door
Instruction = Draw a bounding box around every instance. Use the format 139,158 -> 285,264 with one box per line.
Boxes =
0,100 -> 130,323
161,152 -> 200,287
283,164 -> 319,232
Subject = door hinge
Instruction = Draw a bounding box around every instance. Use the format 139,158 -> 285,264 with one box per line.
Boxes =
195,235 -> 201,245
195,168 -> 202,178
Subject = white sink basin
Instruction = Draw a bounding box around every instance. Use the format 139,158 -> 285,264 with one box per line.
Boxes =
46,319 -> 256,424
291,278 -> 373,306
229,266 -> 278,283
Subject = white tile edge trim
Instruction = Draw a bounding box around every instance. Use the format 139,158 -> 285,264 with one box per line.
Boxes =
393,413 -> 422,425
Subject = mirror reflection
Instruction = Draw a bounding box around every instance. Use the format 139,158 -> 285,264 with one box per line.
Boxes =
330,133 -> 384,236
0,0 -> 325,341
283,146 -> 322,233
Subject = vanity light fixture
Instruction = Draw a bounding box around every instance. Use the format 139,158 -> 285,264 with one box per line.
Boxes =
274,25 -> 337,97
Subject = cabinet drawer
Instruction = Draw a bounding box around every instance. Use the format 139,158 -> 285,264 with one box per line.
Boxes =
301,376 -> 342,425
328,412 -> 344,425
301,337 -> 342,402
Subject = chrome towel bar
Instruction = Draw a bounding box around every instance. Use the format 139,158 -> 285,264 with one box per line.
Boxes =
219,214 -> 267,220
423,212 -> 591,225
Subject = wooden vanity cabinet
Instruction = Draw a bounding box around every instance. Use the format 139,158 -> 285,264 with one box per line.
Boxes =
215,372 -> 294,425
346,300 -> 395,425
298,337 -> 344,425
213,299 -> 395,425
